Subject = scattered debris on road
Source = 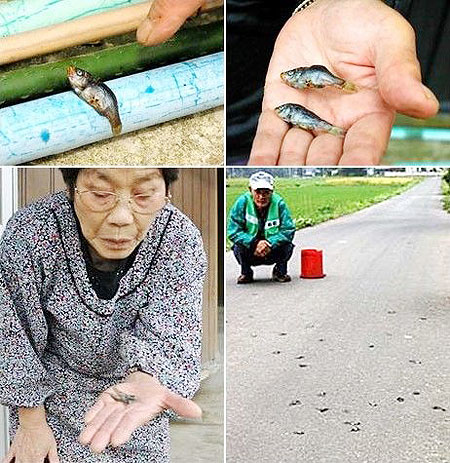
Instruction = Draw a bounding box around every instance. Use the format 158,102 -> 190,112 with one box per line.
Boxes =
344,421 -> 361,432
432,406 -> 446,412
289,400 -> 302,407
409,359 -> 422,365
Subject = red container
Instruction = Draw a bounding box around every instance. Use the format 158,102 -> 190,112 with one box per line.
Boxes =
300,249 -> 326,279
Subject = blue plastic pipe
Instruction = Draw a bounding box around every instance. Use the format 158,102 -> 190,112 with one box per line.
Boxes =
0,52 -> 224,165
0,0 -> 147,37
391,126 -> 450,142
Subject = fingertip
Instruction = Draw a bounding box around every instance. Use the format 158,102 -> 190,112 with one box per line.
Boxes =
110,435 -> 127,448
79,425 -> 96,446
379,73 -> 438,119
110,427 -> 133,448
305,133 -> 342,165
339,112 -> 393,165
88,435 -> 110,455
420,84 -> 440,116
84,413 -> 95,425
84,397 -> 106,424
48,445 -> 60,463
189,402 -> 203,419
376,43 -> 439,119
278,127 -> 313,165
136,19 -> 153,45
90,444 -> 104,455
78,432 -> 89,446
248,155 -> 274,166
400,82 -> 439,119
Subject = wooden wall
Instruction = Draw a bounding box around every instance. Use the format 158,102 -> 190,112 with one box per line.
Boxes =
171,168 -> 220,366
17,167 -> 221,366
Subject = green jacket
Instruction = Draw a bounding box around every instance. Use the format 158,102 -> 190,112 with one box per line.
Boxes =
227,192 -> 295,248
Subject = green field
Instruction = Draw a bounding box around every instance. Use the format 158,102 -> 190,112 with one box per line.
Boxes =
227,177 -> 422,236
443,181 -> 450,213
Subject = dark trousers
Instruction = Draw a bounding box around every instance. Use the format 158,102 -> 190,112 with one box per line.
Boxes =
232,242 -> 294,276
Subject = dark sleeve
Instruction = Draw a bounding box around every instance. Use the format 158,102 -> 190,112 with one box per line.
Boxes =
120,224 -> 207,399
384,0 -> 412,16
0,218 -> 53,407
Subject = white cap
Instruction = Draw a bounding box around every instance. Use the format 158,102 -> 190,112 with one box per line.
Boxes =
249,171 -> 274,190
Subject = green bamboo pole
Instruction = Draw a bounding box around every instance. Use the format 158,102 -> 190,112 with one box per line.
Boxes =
0,21 -> 223,106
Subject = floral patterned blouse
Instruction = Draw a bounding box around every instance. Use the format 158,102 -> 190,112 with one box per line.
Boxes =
0,191 -> 206,462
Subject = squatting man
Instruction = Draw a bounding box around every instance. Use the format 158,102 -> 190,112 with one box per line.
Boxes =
228,171 -> 296,283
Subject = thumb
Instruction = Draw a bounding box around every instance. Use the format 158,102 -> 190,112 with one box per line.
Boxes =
47,443 -> 60,463
165,391 -> 202,419
375,18 -> 439,118
137,0 -> 205,46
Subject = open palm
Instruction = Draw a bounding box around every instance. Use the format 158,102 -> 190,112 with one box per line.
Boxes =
249,0 -> 439,165
79,373 -> 201,454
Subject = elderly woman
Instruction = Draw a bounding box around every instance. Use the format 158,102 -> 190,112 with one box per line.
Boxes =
0,168 -> 206,462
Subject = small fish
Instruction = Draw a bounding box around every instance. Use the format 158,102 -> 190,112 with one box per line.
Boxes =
67,66 -> 122,136
281,65 -> 357,93
107,387 -> 136,404
275,103 -> 346,137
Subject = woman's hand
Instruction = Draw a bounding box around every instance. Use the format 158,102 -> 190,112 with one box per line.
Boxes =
249,0 -> 439,166
3,407 -> 59,463
137,0 -> 205,46
79,372 -> 202,454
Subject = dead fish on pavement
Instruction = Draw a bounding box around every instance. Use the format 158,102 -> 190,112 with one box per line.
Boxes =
281,65 -> 357,93
275,103 -> 346,137
67,66 -> 122,136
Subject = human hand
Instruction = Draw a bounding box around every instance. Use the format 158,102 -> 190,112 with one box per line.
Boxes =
137,0 -> 205,46
79,372 -> 202,454
3,422 -> 59,463
254,240 -> 271,257
249,0 -> 439,166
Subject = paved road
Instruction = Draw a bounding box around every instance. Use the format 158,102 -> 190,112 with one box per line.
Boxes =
226,177 -> 450,463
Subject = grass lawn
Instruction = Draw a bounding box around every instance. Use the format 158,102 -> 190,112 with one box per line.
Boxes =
226,176 -> 422,241
442,181 -> 450,213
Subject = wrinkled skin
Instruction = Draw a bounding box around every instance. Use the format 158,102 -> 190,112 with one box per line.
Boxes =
137,0 -> 205,46
249,0 -> 439,166
79,372 -> 202,454
4,374 -> 201,461
3,413 -> 60,463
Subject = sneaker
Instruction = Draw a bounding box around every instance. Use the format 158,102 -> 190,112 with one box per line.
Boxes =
237,274 -> 254,284
272,270 -> 291,283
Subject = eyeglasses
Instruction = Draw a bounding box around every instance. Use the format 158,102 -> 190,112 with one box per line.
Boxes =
254,189 -> 272,197
75,187 -> 169,214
